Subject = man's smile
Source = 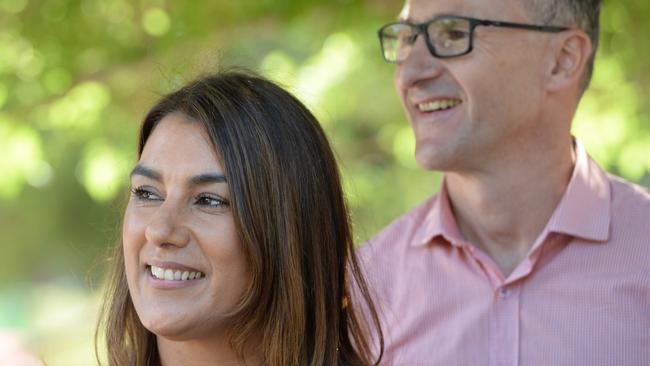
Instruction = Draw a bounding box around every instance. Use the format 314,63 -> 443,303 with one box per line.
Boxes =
416,98 -> 463,112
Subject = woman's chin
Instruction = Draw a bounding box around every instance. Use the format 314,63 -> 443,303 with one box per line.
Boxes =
142,314 -> 225,342
141,316 -> 196,340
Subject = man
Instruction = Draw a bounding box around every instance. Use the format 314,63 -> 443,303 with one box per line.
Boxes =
358,0 -> 650,365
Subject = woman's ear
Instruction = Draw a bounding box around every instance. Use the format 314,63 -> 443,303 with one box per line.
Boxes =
545,30 -> 592,93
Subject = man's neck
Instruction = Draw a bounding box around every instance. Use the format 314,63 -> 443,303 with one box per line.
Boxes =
445,137 -> 576,277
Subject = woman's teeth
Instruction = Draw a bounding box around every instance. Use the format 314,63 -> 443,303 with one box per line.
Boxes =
417,99 -> 462,112
150,265 -> 204,281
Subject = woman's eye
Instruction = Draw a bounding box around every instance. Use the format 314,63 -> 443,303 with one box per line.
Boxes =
131,187 -> 161,201
195,194 -> 229,208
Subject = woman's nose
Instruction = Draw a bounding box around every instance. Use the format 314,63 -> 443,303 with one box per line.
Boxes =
144,201 -> 191,248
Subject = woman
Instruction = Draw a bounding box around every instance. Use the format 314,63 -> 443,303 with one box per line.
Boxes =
96,71 -> 383,366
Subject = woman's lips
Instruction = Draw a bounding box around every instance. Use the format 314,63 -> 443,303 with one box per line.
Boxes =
148,264 -> 205,281
144,261 -> 207,289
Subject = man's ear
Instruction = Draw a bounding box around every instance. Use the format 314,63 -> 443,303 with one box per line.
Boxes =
545,30 -> 592,92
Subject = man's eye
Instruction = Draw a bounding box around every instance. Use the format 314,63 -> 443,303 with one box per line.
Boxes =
395,31 -> 417,44
445,29 -> 468,41
131,187 -> 161,201
195,194 -> 229,208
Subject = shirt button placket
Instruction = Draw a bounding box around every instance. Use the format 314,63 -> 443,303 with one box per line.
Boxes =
490,284 -> 521,366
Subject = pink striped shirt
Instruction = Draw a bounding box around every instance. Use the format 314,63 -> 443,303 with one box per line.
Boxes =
358,141 -> 650,366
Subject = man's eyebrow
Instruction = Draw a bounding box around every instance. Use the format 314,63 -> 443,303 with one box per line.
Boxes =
130,164 -> 161,181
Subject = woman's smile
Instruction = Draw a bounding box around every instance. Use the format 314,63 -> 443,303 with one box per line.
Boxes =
144,263 -> 207,289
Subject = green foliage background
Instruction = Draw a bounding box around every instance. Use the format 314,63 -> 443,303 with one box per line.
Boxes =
0,0 -> 648,363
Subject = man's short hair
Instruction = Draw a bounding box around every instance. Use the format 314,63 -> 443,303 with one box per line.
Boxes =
524,0 -> 601,91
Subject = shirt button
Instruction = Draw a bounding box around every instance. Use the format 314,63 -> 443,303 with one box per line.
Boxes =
498,287 -> 511,298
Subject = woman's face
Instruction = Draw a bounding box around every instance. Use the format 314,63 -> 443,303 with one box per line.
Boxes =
123,113 -> 249,341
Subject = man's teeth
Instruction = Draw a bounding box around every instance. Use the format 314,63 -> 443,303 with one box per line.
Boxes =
417,99 -> 461,112
150,265 -> 204,281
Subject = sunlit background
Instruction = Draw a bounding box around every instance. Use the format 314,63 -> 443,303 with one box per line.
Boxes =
1,0 -> 649,364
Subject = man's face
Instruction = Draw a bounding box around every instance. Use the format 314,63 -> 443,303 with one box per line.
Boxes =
395,0 -> 551,172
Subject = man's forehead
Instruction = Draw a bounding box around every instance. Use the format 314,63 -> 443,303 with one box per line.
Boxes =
398,0 -> 527,23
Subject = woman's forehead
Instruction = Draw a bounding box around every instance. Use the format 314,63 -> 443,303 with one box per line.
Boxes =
140,114 -> 224,177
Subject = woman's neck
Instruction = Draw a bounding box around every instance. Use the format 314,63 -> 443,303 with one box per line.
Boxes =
157,335 -> 262,366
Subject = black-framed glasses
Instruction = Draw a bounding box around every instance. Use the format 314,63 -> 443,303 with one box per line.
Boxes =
378,15 -> 569,63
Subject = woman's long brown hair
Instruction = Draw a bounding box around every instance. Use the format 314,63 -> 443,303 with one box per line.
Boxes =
96,70 -> 383,366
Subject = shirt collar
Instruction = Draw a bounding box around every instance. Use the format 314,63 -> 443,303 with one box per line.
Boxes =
546,139 -> 611,242
411,180 -> 465,247
411,139 -> 611,247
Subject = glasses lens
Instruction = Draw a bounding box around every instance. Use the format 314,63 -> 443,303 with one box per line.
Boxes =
380,23 -> 414,63
427,17 -> 471,57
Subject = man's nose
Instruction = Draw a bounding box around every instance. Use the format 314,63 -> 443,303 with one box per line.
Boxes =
144,200 -> 191,249
396,33 -> 445,87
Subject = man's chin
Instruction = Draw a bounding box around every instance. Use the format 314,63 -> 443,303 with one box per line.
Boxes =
415,146 -> 458,172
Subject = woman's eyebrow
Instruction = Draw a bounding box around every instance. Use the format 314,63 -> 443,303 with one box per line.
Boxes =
190,173 -> 227,185
130,164 -> 161,181
130,164 -> 227,185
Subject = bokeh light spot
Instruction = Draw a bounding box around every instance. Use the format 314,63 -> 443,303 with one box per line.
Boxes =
0,119 -> 45,199
1,0 -> 28,14
617,139 -> 650,181
47,81 -> 111,130
294,32 -> 361,110
574,55 -> 640,174
260,50 -> 296,88
142,7 -> 170,36
393,126 -> 417,168
78,141 -> 127,202
25,160 -> 53,188
16,50 -> 45,80
43,67 -> 72,94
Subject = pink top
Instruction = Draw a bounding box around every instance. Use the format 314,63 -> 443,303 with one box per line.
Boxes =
358,141 -> 650,366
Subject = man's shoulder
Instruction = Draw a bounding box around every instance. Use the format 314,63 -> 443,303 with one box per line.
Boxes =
608,173 -> 650,215
358,193 -> 441,256
608,173 -> 650,203
607,173 -> 650,236
355,192 -> 441,300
